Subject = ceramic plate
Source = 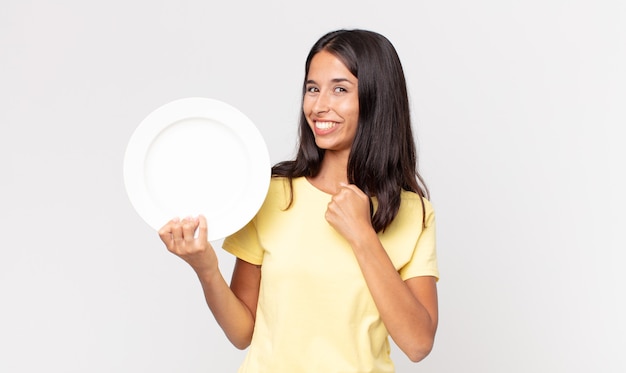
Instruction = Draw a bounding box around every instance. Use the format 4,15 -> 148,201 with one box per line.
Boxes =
123,97 -> 270,241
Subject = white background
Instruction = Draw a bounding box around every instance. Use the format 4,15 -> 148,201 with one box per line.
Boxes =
1,0 -> 625,372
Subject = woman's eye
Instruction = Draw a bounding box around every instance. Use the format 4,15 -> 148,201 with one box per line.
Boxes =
334,87 -> 347,93
306,86 -> 319,93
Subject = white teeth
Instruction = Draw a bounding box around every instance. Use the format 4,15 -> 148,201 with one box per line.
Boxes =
315,121 -> 336,129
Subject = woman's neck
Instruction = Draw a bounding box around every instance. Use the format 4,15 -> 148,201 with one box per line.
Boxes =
307,150 -> 349,195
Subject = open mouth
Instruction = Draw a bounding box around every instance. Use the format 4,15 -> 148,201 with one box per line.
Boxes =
315,121 -> 337,130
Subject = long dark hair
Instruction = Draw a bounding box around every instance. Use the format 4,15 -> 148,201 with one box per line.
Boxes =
272,29 -> 429,232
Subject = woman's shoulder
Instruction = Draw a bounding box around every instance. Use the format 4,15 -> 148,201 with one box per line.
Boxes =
268,175 -> 292,191
399,189 -> 435,217
259,176 -> 296,208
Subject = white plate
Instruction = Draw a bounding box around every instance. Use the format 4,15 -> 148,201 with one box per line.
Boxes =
123,97 -> 270,241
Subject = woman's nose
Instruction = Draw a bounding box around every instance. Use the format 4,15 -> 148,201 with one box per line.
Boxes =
313,92 -> 330,114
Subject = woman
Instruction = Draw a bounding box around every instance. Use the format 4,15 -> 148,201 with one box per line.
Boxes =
159,29 -> 439,372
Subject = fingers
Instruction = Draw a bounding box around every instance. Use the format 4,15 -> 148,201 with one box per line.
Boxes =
197,214 -> 208,242
158,216 -> 202,251
157,215 -> 217,275
181,216 -> 199,241
158,217 -> 180,246
326,183 -> 371,225
338,182 -> 366,199
158,218 -> 190,244
330,183 -> 368,211
171,217 -> 185,244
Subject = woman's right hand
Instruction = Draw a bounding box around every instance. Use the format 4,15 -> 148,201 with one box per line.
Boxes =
159,215 -> 259,349
158,215 -> 218,276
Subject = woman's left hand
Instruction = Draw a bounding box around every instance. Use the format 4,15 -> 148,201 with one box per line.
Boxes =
325,183 -> 374,244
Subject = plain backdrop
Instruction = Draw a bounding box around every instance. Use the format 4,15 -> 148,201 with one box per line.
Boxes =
1,0 -> 625,372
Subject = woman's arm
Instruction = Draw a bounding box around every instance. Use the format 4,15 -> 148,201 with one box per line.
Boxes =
158,216 -> 261,349
325,185 -> 438,362
348,234 -> 438,362
196,257 -> 261,349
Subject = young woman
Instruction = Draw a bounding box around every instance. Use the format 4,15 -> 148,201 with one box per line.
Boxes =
158,29 -> 439,372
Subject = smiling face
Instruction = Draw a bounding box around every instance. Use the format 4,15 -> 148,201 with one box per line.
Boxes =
303,50 -> 359,156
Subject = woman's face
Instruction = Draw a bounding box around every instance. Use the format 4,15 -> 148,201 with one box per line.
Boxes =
303,50 -> 359,155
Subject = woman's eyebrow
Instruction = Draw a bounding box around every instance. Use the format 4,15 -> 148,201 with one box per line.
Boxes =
305,77 -> 355,85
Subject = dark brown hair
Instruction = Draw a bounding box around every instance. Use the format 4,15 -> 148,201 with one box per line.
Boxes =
273,29 -> 429,231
